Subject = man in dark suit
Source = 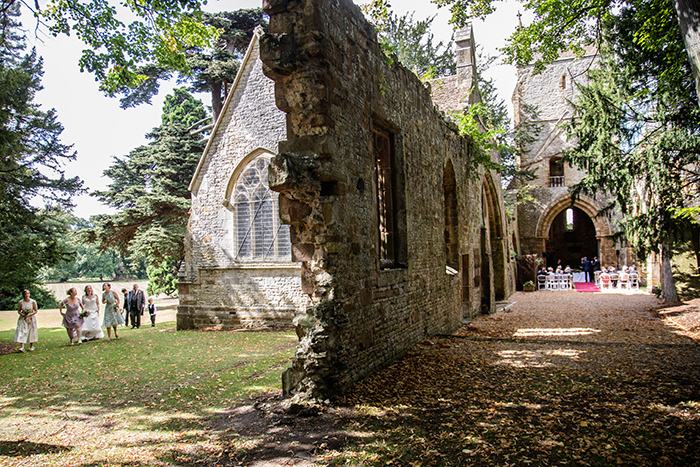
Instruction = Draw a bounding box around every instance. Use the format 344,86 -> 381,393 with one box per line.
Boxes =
128,283 -> 146,329
581,257 -> 593,283
121,288 -> 131,327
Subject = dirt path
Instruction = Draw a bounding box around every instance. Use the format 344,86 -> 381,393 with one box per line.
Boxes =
215,291 -> 700,466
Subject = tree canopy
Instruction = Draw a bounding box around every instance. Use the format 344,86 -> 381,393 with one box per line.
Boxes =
432,0 -> 700,97
563,0 -> 700,302
0,3 -> 82,308
89,87 -> 207,296
12,0 -> 219,99
112,9 -> 266,120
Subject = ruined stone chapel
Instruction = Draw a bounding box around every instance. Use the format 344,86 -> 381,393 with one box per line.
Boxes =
178,0 -> 623,400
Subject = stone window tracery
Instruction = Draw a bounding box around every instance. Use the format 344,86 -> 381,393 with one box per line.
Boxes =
231,153 -> 291,261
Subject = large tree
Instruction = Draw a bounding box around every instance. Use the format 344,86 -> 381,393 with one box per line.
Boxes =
0,4 -> 82,308
373,10 -> 455,79
113,9 -> 266,120
8,0 -> 218,100
432,0 -> 700,102
89,88 -> 207,296
563,0 -> 700,302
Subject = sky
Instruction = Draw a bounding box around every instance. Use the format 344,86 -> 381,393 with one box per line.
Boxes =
21,0 -> 525,220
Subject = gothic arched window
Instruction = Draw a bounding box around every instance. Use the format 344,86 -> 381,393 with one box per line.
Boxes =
231,153 -> 291,261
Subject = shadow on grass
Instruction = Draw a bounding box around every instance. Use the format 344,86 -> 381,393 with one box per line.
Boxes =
0,439 -> 70,456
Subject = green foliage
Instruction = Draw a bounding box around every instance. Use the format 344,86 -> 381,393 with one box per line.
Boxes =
146,257 -> 179,296
90,88 -> 207,296
33,0 -> 219,97
0,5 -> 81,309
435,0 -> 697,90
456,102 -> 506,178
114,9 -> 266,117
40,215 -> 147,283
374,11 -> 455,79
563,0 -> 700,301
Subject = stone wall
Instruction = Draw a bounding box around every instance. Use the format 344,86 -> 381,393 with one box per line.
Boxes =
260,0 -> 511,401
178,30 -> 308,330
511,48 -> 636,270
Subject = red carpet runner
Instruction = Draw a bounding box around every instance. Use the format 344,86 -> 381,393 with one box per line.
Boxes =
575,282 -> 600,292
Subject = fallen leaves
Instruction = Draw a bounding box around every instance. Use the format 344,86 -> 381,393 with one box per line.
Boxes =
334,292 -> 700,466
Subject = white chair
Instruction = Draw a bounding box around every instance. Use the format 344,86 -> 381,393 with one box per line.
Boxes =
566,274 -> 574,290
609,273 -> 619,289
619,272 -> 629,290
537,275 -> 547,290
629,273 -> 639,290
546,275 -> 557,290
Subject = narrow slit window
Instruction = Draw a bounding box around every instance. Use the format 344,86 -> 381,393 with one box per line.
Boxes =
566,208 -> 574,231
373,128 -> 407,270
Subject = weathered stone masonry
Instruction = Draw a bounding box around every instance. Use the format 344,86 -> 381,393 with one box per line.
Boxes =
178,30 -> 309,330
260,0 -> 511,400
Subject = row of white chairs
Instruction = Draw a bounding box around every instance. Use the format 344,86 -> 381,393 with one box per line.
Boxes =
595,272 -> 639,290
537,274 -> 573,291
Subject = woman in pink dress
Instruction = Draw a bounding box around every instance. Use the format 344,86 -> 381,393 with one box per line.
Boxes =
59,287 -> 84,345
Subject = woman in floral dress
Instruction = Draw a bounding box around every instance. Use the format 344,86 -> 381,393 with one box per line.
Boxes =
81,285 -> 104,341
60,287 -> 84,345
102,283 -> 123,341
14,289 -> 38,352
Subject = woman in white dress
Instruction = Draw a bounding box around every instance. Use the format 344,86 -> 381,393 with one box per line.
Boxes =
14,289 -> 38,352
81,285 -> 104,341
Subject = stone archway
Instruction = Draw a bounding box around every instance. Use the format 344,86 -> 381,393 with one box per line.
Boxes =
536,196 -> 613,268
545,206 -> 597,268
481,173 -> 507,310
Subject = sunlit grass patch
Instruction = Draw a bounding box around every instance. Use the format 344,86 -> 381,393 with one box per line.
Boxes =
0,322 -> 296,466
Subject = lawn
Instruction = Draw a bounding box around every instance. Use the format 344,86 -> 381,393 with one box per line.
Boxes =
0,322 -> 297,466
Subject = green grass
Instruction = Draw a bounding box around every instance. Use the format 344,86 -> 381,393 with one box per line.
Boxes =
0,323 -> 297,465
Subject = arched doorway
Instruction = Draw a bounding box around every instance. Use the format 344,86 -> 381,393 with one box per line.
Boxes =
443,161 -> 459,271
481,174 -> 507,313
545,206 -> 598,269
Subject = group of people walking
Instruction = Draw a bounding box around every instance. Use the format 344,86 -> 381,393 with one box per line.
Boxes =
13,283 -> 157,352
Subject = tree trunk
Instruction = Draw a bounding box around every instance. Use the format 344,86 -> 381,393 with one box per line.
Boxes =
672,0 -> 700,105
660,241 -> 679,303
211,81 -> 223,122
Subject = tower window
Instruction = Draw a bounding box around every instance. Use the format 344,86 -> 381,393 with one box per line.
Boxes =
566,208 -> 574,231
559,74 -> 567,89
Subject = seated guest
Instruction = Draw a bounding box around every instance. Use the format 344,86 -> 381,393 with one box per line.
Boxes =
564,265 -> 572,274
619,270 -> 629,289
600,270 -> 611,288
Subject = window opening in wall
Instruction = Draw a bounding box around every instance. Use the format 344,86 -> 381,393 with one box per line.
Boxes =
560,74 -> 567,89
566,207 -> 574,231
232,153 -> 292,261
373,127 -> 407,269
443,161 -> 459,270
549,157 -> 565,187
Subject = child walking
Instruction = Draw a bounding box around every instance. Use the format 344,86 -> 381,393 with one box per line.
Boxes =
147,297 -> 156,327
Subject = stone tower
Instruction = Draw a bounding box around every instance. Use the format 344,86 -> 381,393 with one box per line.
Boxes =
512,47 -> 634,272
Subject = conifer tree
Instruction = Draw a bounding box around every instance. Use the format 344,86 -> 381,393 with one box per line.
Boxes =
113,9 -> 266,120
0,4 -> 82,308
90,88 -> 207,296
564,1 -> 700,302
